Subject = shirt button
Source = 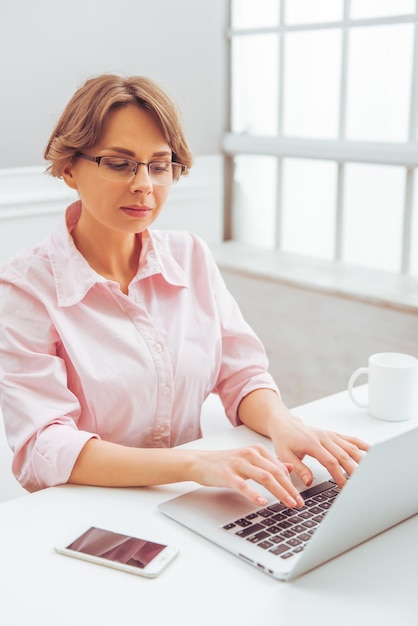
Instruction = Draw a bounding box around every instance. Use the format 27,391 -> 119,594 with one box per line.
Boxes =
153,343 -> 163,353
162,386 -> 171,396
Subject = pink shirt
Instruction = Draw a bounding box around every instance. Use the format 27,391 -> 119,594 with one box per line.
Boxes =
0,202 -> 278,492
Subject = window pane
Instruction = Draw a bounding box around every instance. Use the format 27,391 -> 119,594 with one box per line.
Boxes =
350,0 -> 415,19
286,0 -> 343,24
231,35 -> 278,135
231,0 -> 279,29
343,163 -> 405,272
282,159 -> 337,259
411,169 -> 418,276
283,29 -> 341,139
346,25 -> 413,142
232,155 -> 276,248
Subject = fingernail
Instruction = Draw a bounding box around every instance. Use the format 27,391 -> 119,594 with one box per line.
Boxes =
257,496 -> 267,505
302,474 -> 311,485
285,496 -> 297,507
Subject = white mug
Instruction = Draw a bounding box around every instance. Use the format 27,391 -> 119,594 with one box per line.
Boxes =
348,352 -> 418,422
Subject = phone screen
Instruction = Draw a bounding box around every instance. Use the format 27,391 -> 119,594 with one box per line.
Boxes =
65,527 -> 166,570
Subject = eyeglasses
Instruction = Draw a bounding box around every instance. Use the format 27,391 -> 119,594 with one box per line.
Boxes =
76,153 -> 185,186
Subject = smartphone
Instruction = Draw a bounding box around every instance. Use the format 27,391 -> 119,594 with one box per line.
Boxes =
55,526 -> 178,578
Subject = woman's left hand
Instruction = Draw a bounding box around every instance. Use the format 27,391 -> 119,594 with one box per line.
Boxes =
268,413 -> 369,488
238,388 -> 370,489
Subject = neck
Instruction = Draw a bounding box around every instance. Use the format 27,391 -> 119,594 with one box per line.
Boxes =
72,220 -> 142,294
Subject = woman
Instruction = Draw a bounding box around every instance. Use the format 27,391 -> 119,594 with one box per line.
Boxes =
0,74 -> 368,506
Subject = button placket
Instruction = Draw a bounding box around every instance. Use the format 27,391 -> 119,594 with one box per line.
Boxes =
122,302 -> 174,447
147,337 -> 173,447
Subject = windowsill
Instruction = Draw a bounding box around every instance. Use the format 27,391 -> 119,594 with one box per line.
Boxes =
211,241 -> 418,313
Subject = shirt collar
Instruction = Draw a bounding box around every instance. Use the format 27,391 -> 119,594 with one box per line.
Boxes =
48,201 -> 188,307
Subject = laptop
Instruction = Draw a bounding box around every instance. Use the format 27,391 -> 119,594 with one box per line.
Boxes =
158,427 -> 418,580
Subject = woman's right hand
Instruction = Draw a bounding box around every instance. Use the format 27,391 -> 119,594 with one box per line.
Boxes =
189,445 -> 305,508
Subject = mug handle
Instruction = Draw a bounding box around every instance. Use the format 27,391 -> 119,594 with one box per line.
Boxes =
348,367 -> 369,408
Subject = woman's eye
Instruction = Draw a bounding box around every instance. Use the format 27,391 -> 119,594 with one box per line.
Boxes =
152,163 -> 170,174
104,159 -> 133,171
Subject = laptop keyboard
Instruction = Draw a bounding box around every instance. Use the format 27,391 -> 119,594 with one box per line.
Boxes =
222,480 -> 341,560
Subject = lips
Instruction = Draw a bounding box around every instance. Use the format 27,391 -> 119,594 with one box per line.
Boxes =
120,205 -> 152,218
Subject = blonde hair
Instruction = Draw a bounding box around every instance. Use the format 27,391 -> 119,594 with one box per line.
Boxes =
44,74 -> 193,178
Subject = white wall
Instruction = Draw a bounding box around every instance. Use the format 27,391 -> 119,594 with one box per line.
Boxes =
0,0 -> 227,168
0,155 -> 223,263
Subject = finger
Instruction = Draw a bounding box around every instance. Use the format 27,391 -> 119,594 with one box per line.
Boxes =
228,452 -> 303,507
229,475 -> 271,506
310,438 -> 361,487
336,434 -> 370,458
232,474 -> 303,508
280,438 -> 348,488
321,433 -> 369,480
280,450 -> 315,487
294,431 -> 369,485
248,449 -> 304,506
247,464 -> 304,508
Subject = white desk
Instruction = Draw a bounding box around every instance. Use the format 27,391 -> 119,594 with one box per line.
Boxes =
0,389 -> 417,626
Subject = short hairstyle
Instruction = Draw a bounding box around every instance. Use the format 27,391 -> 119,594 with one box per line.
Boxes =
44,74 -> 193,178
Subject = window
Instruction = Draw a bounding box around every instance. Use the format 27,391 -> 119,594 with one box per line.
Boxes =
224,1 -> 418,276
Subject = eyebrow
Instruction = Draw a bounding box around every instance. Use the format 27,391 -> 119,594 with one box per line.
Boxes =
104,146 -> 172,159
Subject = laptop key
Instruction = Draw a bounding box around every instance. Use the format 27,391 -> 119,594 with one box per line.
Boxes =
304,499 -> 316,507
313,494 -> 328,503
247,531 -> 271,543
287,538 -> 302,547
302,520 -> 318,529
301,481 -> 336,499
319,501 -> 332,510
257,509 -> 275,518
280,530 -> 296,539
234,518 -> 253,527
286,515 -> 304,524
309,506 -> 323,515
269,544 -> 289,556
236,523 -> 265,538
298,510 -> 314,519
265,525 -> 284,534
268,502 -> 287,513
291,525 -> 306,533
281,509 -> 297,517
276,520 -> 293,530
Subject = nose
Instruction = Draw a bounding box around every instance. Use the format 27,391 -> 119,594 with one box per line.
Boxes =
129,163 -> 153,193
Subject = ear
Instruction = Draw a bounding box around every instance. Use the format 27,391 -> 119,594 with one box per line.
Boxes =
62,161 -> 78,190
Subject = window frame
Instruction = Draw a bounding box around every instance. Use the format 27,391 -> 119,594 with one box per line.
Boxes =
223,1 -> 418,275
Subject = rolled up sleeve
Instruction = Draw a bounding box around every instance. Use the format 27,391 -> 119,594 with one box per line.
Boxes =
206,250 -> 280,425
0,279 -> 98,492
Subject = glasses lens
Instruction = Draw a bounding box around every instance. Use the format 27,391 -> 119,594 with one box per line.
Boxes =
99,157 -> 137,181
149,162 -> 184,186
97,157 -> 184,185
148,162 -> 174,186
